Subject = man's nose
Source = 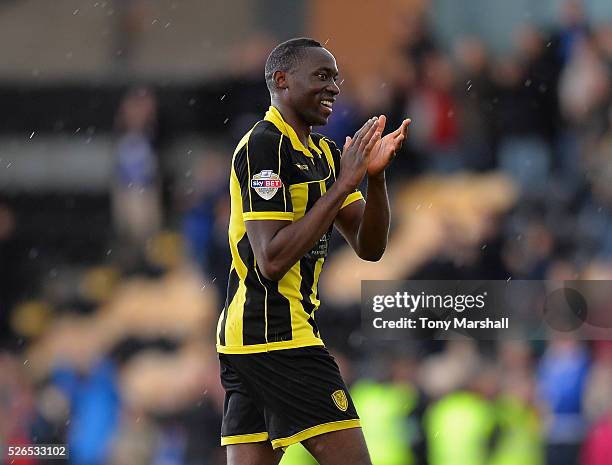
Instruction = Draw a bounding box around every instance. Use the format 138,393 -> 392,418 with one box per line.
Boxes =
327,81 -> 340,95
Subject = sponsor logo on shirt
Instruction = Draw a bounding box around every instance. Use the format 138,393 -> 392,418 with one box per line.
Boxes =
251,170 -> 282,200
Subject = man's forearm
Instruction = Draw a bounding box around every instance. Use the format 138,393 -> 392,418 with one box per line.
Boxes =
260,182 -> 352,279
356,173 -> 390,261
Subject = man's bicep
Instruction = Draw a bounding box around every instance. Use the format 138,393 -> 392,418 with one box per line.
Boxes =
245,219 -> 292,261
334,198 -> 365,251
235,132 -> 293,221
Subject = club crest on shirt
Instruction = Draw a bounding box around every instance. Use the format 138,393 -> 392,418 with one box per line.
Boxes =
331,389 -> 348,412
251,170 -> 282,200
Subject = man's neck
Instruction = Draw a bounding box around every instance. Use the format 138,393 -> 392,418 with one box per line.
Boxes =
271,100 -> 311,147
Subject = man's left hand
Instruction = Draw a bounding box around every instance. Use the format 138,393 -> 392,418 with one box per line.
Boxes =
366,116 -> 411,178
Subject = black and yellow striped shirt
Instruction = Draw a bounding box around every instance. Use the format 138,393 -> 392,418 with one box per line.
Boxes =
216,106 -> 363,354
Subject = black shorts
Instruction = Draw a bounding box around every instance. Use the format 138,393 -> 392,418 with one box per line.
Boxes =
219,346 -> 361,449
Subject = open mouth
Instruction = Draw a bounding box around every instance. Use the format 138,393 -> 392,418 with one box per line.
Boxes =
320,99 -> 334,113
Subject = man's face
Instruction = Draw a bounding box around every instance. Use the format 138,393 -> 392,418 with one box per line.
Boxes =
284,47 -> 340,126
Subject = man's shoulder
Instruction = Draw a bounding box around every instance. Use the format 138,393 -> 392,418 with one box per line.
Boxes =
236,120 -> 282,152
233,121 -> 284,171
251,119 -> 283,138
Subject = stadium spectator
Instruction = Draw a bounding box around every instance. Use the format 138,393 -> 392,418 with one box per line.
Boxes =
453,36 -> 496,171
112,87 -> 162,268
424,360 -> 499,465
537,337 -> 591,465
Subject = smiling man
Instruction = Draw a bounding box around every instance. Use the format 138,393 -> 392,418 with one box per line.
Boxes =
216,38 -> 411,465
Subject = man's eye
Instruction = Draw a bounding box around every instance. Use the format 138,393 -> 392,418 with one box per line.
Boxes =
318,73 -> 327,80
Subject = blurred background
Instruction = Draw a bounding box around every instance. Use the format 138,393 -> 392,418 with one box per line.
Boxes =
1,0 -> 612,464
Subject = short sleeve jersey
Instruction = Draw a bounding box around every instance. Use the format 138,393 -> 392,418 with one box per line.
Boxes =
216,106 -> 363,354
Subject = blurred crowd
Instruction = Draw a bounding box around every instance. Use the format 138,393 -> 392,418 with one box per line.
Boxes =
2,1 -> 612,464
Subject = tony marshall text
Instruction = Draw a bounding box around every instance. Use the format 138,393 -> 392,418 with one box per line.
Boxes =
372,317 -> 509,330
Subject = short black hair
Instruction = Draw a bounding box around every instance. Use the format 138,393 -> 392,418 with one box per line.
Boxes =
264,38 -> 323,94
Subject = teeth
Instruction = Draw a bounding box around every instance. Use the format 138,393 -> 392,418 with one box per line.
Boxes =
321,100 -> 333,108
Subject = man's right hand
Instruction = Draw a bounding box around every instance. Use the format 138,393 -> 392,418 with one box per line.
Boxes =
337,117 -> 381,193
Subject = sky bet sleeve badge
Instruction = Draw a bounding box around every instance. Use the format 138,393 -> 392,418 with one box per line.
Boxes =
251,170 -> 282,200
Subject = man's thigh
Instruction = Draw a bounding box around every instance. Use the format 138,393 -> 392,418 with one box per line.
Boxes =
302,428 -> 372,465
227,443 -> 284,465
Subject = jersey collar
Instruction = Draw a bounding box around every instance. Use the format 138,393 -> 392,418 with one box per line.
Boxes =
264,106 -> 322,158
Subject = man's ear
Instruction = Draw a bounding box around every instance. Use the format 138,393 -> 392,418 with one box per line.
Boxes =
273,70 -> 288,91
